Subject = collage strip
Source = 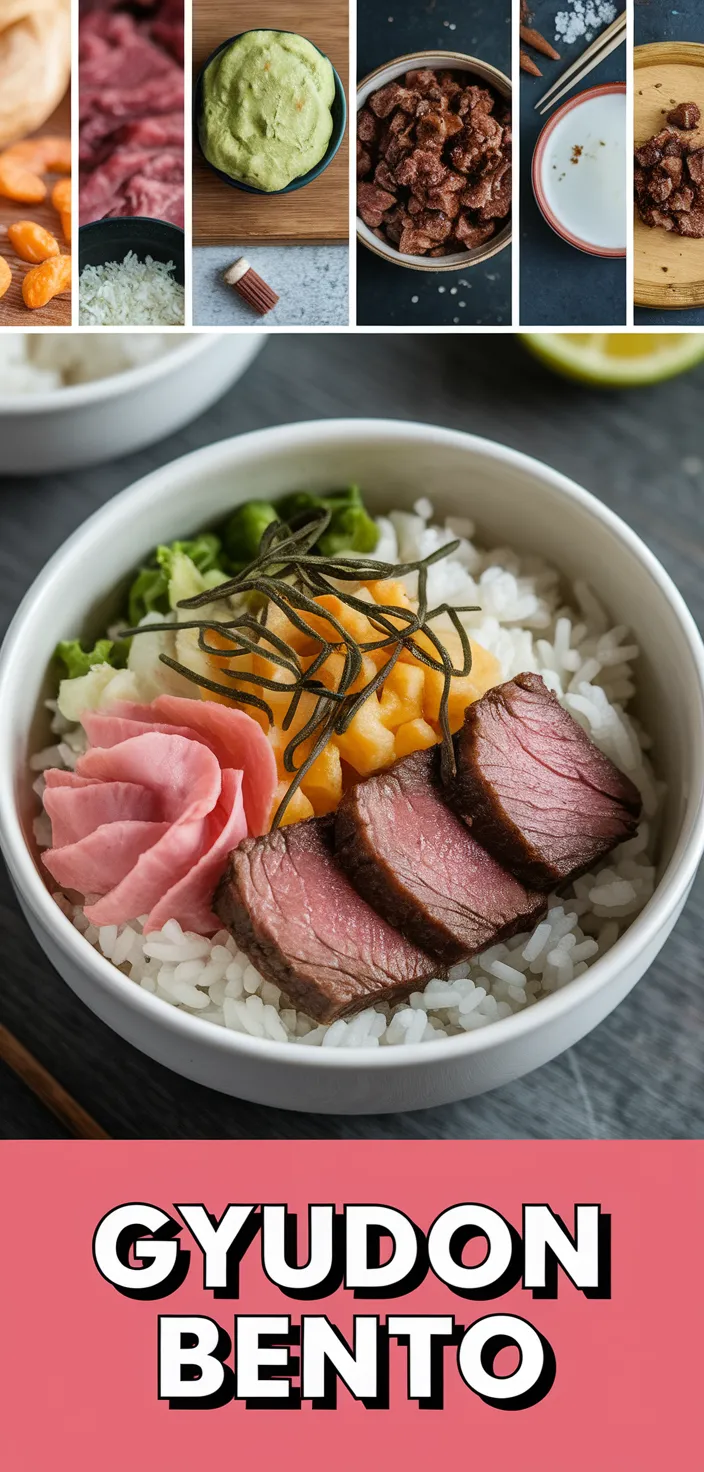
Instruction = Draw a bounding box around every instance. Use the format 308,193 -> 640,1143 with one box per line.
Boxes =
11,0 -> 702,332
0,3 -> 701,331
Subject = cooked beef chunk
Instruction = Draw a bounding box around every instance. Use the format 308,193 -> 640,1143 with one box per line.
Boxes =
399,222 -> 435,254
335,749 -> 545,965
374,159 -> 397,194
648,170 -> 673,203
405,68 -> 438,95
687,148 -> 704,184
635,121 -> 704,235
357,108 -> 379,145
675,206 -> 704,236
479,165 -> 512,220
357,140 -> 372,178
358,66 -> 511,256
417,110 -> 463,148
458,85 -> 495,118
639,205 -> 675,229
369,82 -> 418,118
357,181 -> 396,229
455,214 -> 496,248
667,101 -> 700,129
395,147 -> 447,188
635,128 -> 680,168
215,818 -> 436,1022
426,180 -> 463,217
461,174 -> 495,210
659,155 -> 683,185
670,186 -> 694,211
451,673 -> 641,889
383,203 -> 407,245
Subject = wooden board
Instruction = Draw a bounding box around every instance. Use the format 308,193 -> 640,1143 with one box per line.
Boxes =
634,43 -> 704,309
192,3 -> 349,245
0,94 -> 72,328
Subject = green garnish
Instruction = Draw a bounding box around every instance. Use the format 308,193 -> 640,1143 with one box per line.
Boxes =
222,501 -> 280,571
55,638 -> 129,681
277,486 -> 378,557
127,535 -> 224,626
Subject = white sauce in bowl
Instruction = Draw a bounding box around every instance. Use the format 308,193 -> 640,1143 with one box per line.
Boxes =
541,92 -> 626,252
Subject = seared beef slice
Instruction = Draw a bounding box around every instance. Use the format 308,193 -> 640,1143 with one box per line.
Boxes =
335,749 -> 545,965
452,673 -> 641,888
214,818 -> 436,1022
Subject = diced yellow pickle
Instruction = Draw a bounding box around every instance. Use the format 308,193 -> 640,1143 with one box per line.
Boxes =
394,717 -> 439,759
379,661 -> 425,729
300,740 -> 343,814
272,781 -> 315,826
335,696 -> 396,775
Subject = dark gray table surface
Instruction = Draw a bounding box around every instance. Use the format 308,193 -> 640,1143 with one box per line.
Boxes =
356,2 -> 511,327
520,1 -> 627,326
1,331 -> 703,1141
634,0 -> 704,325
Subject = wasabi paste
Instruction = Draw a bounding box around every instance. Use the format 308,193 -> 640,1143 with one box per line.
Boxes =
199,29 -> 336,192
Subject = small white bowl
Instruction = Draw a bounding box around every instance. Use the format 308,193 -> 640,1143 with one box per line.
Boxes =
0,418 -> 703,1115
0,333 -> 263,475
357,50 -> 512,273
532,84 -> 627,259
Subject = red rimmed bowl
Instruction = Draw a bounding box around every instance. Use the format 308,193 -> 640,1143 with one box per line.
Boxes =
532,83 -> 626,259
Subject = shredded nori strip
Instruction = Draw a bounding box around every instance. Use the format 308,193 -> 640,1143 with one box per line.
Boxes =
124,508 -> 479,825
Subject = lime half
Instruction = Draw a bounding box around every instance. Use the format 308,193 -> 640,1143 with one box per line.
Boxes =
522,332 -> 704,387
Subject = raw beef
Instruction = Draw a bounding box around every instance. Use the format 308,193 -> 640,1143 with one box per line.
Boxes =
79,0 -> 184,227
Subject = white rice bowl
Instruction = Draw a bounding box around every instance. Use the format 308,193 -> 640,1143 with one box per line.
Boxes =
32,499 -> 661,1050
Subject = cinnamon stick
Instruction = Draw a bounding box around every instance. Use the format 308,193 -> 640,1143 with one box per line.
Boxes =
520,26 -> 560,61
520,50 -> 542,76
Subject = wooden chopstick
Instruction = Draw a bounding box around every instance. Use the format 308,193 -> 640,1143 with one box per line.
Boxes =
534,11 -> 627,111
537,25 -> 627,114
0,1023 -> 110,1139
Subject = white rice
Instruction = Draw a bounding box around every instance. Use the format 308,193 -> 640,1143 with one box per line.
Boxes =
37,502 -> 662,1049
79,253 -> 185,327
0,332 -> 182,396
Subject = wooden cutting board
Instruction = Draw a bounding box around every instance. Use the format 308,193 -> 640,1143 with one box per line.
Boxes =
192,2 -> 349,245
0,94 -> 72,328
634,43 -> 704,309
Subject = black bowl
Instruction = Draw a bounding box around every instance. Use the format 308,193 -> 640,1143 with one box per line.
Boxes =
79,217 -> 185,283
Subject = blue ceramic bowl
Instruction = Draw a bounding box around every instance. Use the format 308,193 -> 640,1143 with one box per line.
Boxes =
194,30 -> 347,196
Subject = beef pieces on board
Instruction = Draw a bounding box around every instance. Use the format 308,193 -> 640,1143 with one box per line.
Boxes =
451,672 -> 641,890
357,67 -> 511,257
335,747 -> 545,965
635,108 -> 704,237
214,816 -> 436,1023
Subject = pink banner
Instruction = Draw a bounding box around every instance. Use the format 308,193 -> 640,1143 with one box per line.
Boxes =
0,1141 -> 700,1469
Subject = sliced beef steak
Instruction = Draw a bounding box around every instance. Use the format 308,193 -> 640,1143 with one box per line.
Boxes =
214,817 -> 436,1023
335,748 -> 546,965
451,673 -> 641,888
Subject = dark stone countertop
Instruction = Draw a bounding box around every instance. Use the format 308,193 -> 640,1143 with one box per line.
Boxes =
1,332 -> 703,1139
520,0 -> 626,326
356,2 -> 511,327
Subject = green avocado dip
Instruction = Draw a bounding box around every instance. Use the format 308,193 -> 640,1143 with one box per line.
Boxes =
199,29 -> 336,192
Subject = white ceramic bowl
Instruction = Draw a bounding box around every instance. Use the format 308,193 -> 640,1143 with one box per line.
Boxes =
0,418 -> 703,1115
0,333 -> 263,475
357,50 -> 512,273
